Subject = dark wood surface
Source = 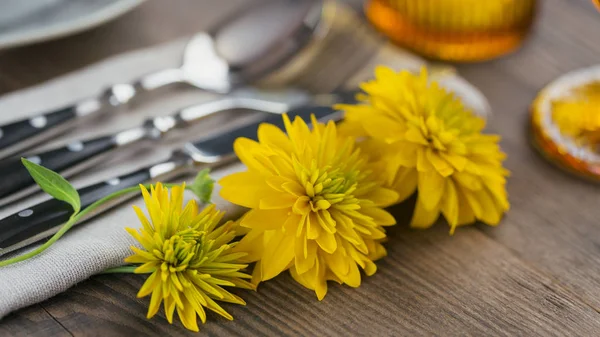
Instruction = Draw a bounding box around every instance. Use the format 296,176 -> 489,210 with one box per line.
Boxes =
2,0 -> 600,336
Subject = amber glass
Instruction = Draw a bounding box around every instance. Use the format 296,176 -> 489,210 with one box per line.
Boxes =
365,0 -> 537,62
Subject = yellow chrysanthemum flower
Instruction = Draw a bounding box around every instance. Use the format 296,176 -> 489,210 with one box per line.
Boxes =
219,115 -> 398,300
125,183 -> 253,332
337,66 -> 509,234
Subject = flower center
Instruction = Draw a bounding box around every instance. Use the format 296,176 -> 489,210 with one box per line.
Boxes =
408,115 -> 457,152
156,231 -> 203,273
292,160 -> 360,215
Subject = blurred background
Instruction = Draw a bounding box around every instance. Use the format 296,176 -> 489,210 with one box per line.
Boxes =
3,2 -> 600,335
0,0 -> 545,93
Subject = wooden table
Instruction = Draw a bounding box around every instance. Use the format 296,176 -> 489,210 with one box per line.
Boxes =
2,0 -> 600,335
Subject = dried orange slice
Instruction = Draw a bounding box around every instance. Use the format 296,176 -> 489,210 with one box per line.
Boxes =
531,66 -> 600,181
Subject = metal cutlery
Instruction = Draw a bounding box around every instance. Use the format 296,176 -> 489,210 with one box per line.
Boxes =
0,89 -> 355,207
0,104 -> 343,256
0,0 -> 326,160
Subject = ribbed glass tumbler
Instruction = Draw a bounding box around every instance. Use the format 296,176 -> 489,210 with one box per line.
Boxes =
365,0 -> 537,62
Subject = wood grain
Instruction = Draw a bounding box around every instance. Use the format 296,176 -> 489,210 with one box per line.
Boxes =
21,206 -> 600,336
3,0 -> 600,336
457,0 -> 600,311
0,305 -> 70,336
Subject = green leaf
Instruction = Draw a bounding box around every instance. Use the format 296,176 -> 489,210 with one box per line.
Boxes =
21,158 -> 81,213
186,168 -> 215,203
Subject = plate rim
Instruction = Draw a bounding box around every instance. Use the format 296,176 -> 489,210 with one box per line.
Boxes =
0,0 -> 145,50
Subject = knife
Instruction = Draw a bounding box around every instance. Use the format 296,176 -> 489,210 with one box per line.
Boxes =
0,90 -> 355,207
0,104 -> 343,256
0,0 -> 324,160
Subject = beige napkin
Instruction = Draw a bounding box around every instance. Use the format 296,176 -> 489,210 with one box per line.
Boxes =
0,11 -> 489,318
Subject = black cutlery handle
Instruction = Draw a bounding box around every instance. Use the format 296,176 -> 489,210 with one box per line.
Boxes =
190,105 -> 338,156
0,168 -> 152,251
0,106 -> 77,153
0,136 -> 117,199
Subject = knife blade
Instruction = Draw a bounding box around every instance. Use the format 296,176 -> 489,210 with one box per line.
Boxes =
0,104 -> 343,256
0,89 -> 355,208
0,0 -> 324,160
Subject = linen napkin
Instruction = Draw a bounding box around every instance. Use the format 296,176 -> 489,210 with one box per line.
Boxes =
0,26 -> 489,320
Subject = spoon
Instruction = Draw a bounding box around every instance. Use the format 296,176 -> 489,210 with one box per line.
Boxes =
0,0 -> 325,160
0,104 -> 343,256
0,89 -> 355,207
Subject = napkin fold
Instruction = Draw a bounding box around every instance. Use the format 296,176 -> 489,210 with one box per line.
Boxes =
0,163 -> 245,319
0,25 -> 489,319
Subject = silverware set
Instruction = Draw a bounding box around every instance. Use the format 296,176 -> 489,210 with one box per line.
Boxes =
0,89 -> 352,207
0,106 -> 343,256
0,0 -> 378,255
0,0 -> 325,160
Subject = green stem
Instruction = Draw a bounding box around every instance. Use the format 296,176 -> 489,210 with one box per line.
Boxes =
0,183 -> 171,268
101,265 -> 138,274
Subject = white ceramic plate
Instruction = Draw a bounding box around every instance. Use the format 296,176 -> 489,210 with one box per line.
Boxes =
0,0 -> 144,50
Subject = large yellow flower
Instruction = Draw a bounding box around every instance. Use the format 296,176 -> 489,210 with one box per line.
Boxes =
125,183 -> 253,332
219,115 -> 398,300
337,66 -> 509,233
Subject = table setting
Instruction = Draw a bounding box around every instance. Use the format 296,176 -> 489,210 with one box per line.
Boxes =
1,0 -> 600,336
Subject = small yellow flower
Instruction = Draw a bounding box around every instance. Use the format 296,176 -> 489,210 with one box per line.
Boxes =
337,66 -> 509,234
219,115 -> 398,300
125,183 -> 253,332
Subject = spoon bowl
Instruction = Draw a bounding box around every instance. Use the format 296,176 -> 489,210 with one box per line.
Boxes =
179,0 -> 325,93
0,0 -> 326,160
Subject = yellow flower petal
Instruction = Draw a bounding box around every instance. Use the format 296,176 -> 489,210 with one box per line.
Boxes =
316,230 -> 337,254
426,148 -> 454,177
138,270 -> 161,297
323,248 -> 350,278
453,171 -> 482,190
233,137 -> 271,172
361,207 -> 396,226
417,170 -> 445,210
147,286 -> 162,318
294,236 -> 317,274
362,112 -> 405,143
439,152 -> 468,171
362,187 -> 399,207
260,231 -> 295,281
410,198 -> 440,228
289,261 -> 328,300
258,123 -> 292,153
416,148 -> 435,172
340,261 -> 361,288
242,209 -> 288,231
259,194 -> 298,209
177,302 -> 200,332
390,167 -> 418,202
456,189 -> 476,229
219,171 -> 273,208
440,179 -> 459,227
313,259 -> 329,300
405,127 -> 429,145
140,184 -> 161,227
474,189 -> 502,225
